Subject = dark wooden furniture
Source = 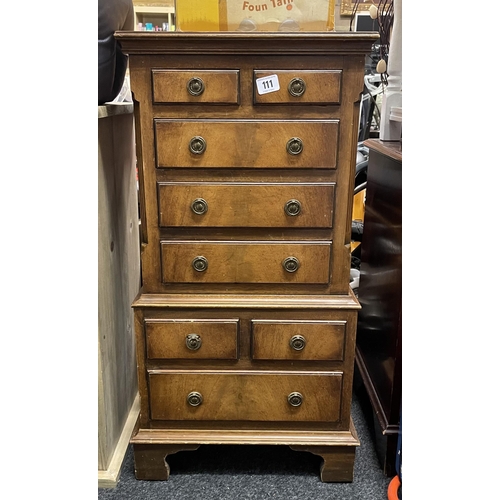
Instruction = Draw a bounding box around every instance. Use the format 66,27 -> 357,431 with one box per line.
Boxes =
355,138 -> 402,476
116,31 -> 378,482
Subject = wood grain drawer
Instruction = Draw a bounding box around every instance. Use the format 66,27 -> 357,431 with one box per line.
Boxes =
251,320 -> 346,361
154,119 -> 339,169
152,70 -> 240,104
157,182 -> 335,228
254,70 -> 342,105
148,371 -> 343,422
145,319 -> 239,360
160,241 -> 331,284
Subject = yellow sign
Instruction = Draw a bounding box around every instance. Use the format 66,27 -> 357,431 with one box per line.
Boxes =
176,0 -> 334,31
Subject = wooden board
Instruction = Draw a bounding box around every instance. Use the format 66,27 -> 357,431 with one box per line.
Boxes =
98,104 -> 141,480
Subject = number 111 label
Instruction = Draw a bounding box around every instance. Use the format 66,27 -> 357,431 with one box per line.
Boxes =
256,74 -> 280,95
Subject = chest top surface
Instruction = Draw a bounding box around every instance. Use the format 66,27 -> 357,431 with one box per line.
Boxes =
115,31 -> 379,55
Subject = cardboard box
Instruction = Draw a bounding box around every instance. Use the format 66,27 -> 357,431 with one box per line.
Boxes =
175,0 -> 335,32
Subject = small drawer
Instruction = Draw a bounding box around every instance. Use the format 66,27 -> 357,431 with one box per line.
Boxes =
160,241 -> 331,284
157,182 -> 335,228
145,319 -> 239,360
152,70 -> 240,104
251,320 -> 346,361
254,70 -> 342,105
154,119 -> 339,169
148,371 -> 343,422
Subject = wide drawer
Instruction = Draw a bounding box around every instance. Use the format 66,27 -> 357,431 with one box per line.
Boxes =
157,182 -> 335,228
160,241 -> 331,284
254,70 -> 342,105
148,371 -> 343,422
145,319 -> 239,360
152,69 -> 240,104
251,320 -> 346,361
154,119 -> 339,169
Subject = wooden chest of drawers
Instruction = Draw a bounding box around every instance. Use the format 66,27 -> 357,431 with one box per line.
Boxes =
116,31 -> 378,482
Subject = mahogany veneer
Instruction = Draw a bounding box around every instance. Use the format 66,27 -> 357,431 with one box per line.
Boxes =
116,31 -> 378,482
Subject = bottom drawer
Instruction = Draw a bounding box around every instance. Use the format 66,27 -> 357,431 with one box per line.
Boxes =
148,371 -> 342,422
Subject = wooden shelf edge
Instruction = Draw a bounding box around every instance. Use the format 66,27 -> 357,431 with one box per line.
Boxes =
98,103 -> 134,119
363,138 -> 402,162
355,347 -> 392,433
98,393 -> 141,489
132,292 -> 361,310
130,419 -> 360,447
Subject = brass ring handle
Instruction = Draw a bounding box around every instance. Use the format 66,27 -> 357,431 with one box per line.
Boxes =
288,392 -> 303,407
191,198 -> 208,215
282,256 -> 300,273
187,391 -> 203,407
189,136 -> 206,155
284,199 -> 301,216
192,256 -> 208,272
186,333 -> 202,350
289,335 -> 306,351
286,137 -> 303,155
288,77 -> 306,97
187,77 -> 205,96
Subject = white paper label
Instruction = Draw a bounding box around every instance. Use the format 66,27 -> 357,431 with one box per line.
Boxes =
256,74 -> 280,95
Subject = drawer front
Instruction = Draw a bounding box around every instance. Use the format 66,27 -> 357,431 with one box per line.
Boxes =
149,371 -> 342,422
251,320 -> 346,361
157,182 -> 335,228
254,70 -> 342,105
152,70 -> 240,104
160,241 -> 331,284
154,119 -> 339,169
145,319 -> 239,360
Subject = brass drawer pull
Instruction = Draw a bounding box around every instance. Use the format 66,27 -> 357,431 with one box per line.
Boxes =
187,391 -> 203,407
185,333 -> 202,350
286,137 -> 303,155
191,198 -> 208,215
282,256 -> 300,273
288,392 -> 303,407
288,77 -> 306,97
192,256 -> 208,272
289,335 -> 306,351
187,77 -> 205,96
284,199 -> 301,216
189,136 -> 207,155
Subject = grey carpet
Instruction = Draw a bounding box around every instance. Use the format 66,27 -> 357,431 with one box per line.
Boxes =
98,391 -> 392,499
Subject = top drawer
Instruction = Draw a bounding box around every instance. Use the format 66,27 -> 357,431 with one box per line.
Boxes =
254,70 -> 342,105
152,70 -> 240,104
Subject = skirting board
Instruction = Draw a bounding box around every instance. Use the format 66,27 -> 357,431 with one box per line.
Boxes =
98,392 -> 140,489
